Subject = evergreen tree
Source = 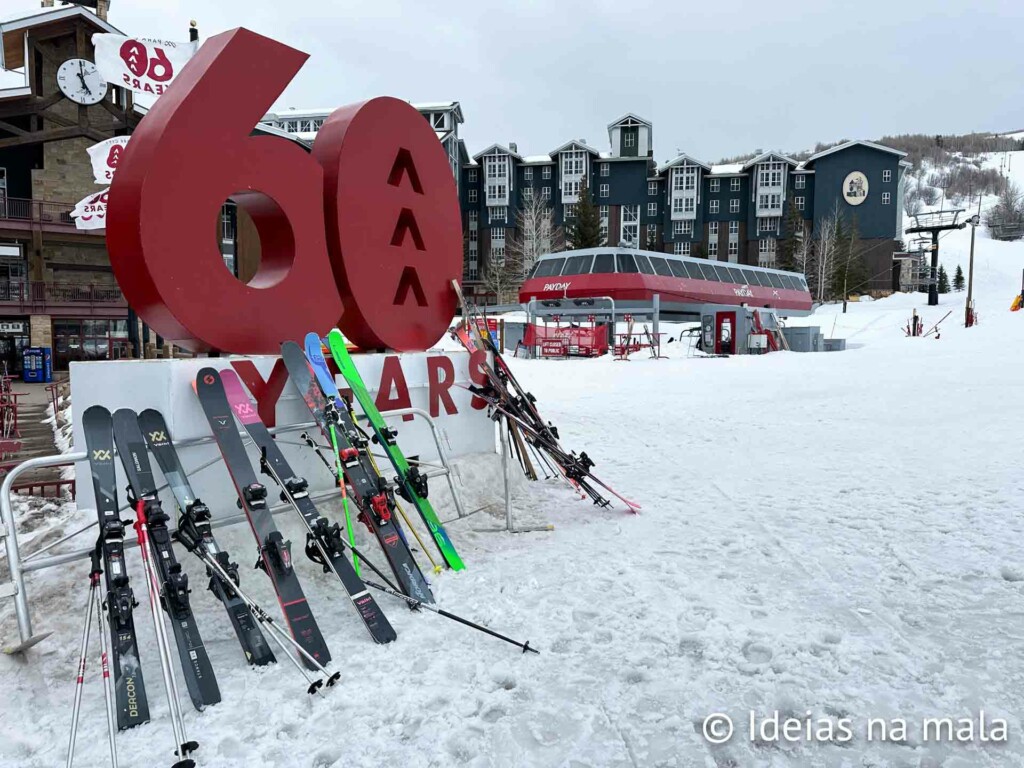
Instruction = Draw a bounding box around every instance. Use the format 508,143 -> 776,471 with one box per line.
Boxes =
566,177 -> 602,249
691,241 -> 707,259
938,264 -> 951,293
953,264 -> 965,291
776,193 -> 805,272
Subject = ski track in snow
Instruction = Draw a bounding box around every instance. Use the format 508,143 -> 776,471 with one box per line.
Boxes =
2,223 -> 1024,767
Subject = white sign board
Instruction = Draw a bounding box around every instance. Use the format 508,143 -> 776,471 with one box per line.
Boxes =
70,352 -> 494,523
92,34 -> 197,96
843,171 -> 869,206
87,136 -> 130,185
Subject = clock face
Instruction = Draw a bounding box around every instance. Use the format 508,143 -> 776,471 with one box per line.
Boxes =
56,58 -> 108,105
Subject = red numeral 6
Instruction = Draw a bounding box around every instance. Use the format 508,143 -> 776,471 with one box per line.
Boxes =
107,28 -> 461,353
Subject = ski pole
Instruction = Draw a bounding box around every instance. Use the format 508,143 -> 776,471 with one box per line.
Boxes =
175,528 -> 338,695
133,500 -> 198,768
94,563 -> 119,768
338,537 -> 539,655
66,551 -> 100,768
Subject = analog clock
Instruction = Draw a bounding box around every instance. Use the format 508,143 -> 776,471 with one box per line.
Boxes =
56,58 -> 108,105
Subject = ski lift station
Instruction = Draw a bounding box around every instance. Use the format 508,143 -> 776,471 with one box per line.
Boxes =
515,246 -> 826,356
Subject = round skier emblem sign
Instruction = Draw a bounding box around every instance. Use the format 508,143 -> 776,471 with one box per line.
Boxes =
843,171 -> 869,206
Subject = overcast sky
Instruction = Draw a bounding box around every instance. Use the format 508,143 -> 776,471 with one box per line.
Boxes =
6,0 -> 1023,161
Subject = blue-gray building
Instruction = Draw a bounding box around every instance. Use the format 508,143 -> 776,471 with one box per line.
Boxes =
261,106 -> 910,299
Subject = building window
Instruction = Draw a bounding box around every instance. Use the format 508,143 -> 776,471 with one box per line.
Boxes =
648,202 -> 657,217
468,168 -> 478,182
523,187 -> 533,201
710,179 -> 720,193
794,175 -> 805,189
758,238 -> 776,267
220,206 -> 235,243
882,192 -> 891,205
524,167 -> 533,181
647,223 -> 657,242
599,205 -> 609,218
485,154 -> 508,179
469,228 -> 478,242
542,166 -> 552,179
728,221 -> 739,236
599,222 -> 608,243
468,189 -> 477,203
564,204 -> 576,219
672,197 -> 685,214
648,181 -> 658,196
542,186 -> 551,199
489,207 -> 507,223
684,198 -> 695,213
683,220 -> 693,235
624,132 -> 636,148
486,183 -> 508,202
621,204 -> 640,244
709,221 -> 719,237
599,184 -> 610,198
727,241 -> 739,261
883,169 -> 892,183
758,217 -> 779,234
600,163 -> 609,177
563,179 -> 582,198
709,200 -> 720,214
468,210 -> 478,227
673,221 -> 684,235
670,242 -> 682,255
758,161 -> 784,187
729,198 -> 740,213
731,177 -> 741,191
795,196 -> 804,211
561,149 -> 586,179
491,227 -> 505,241
708,241 -> 719,258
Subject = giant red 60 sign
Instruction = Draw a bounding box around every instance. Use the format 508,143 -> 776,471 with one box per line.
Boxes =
106,28 -> 461,353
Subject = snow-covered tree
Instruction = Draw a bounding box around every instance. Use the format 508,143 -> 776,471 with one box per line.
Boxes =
506,193 -> 562,278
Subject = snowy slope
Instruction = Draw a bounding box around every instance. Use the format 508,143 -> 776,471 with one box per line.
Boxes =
2,228 -> 1024,767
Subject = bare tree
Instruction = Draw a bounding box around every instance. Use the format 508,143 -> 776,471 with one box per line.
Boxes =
482,244 -> 525,305
810,203 -> 841,303
506,192 -> 563,277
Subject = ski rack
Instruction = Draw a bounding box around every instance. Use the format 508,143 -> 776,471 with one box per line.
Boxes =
0,408 -> 469,653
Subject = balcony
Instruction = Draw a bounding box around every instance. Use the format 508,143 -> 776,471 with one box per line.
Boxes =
0,197 -> 97,235
0,281 -> 127,318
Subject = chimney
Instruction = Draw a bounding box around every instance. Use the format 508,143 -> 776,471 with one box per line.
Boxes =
96,0 -> 110,20
509,142 -> 518,154
41,0 -> 55,7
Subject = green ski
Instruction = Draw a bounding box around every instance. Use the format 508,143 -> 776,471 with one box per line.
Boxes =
326,329 -> 465,571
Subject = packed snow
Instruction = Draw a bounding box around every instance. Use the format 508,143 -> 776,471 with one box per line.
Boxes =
2,199 -> 1024,768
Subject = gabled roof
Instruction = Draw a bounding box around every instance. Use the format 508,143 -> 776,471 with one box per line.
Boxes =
740,151 -> 798,170
658,153 -> 711,173
607,112 -> 651,130
472,143 -> 522,161
548,139 -> 600,156
1,5 -> 121,70
803,139 -> 908,167
412,101 -> 464,125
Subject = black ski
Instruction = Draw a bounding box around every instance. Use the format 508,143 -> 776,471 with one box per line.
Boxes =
219,368 -> 397,645
193,368 -> 332,668
138,409 -> 276,668
82,405 -> 150,731
111,409 -> 221,711
284,340 -> 434,604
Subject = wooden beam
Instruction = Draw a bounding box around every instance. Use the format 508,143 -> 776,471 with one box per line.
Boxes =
38,109 -> 75,129
84,127 -> 107,143
0,126 -> 87,150
0,92 -> 66,120
0,120 -> 28,137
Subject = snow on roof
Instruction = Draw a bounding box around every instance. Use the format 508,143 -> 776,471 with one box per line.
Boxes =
804,140 -> 907,165
521,154 -> 553,164
548,139 -> 600,156
263,108 -> 335,119
1,3 -> 120,32
472,143 -> 522,161
606,112 -> 652,129
708,163 -> 745,176
741,151 -> 798,170
658,153 -> 711,173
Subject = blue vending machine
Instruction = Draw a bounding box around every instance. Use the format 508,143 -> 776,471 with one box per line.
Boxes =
22,347 -> 41,382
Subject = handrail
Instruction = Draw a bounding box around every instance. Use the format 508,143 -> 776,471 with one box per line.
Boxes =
0,282 -> 126,305
0,197 -> 77,225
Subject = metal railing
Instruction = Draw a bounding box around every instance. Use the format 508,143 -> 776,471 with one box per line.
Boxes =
0,282 -> 126,307
0,197 -> 77,226
0,408 -> 471,651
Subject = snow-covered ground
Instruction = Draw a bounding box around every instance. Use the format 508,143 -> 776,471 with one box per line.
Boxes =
2,201 -> 1024,768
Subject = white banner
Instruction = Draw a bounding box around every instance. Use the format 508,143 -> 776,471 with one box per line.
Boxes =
92,33 -> 197,96
86,136 -> 130,185
71,189 -> 108,230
